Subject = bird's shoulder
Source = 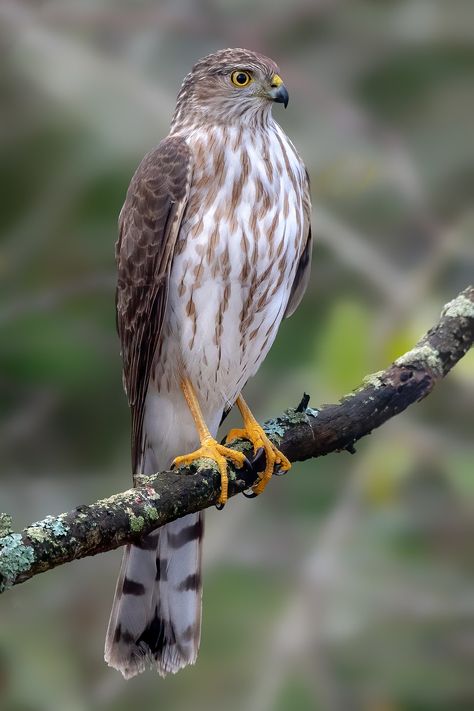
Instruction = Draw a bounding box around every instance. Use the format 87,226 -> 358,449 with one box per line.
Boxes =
116,136 -> 193,284
120,136 -> 193,223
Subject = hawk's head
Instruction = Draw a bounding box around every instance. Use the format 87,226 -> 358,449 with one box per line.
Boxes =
172,48 -> 289,127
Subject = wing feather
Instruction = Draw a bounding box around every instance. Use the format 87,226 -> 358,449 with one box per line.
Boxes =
284,169 -> 312,318
116,136 -> 193,475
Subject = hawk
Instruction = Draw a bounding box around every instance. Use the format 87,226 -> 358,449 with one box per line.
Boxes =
105,48 -> 312,678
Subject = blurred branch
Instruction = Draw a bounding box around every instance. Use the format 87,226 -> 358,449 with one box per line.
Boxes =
1,286 -> 472,594
0,0 -> 173,152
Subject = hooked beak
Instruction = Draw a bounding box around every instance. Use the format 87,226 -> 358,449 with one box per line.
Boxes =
269,74 -> 289,109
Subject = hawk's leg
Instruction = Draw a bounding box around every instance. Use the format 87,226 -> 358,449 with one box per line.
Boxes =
172,378 -> 247,505
225,395 -> 291,495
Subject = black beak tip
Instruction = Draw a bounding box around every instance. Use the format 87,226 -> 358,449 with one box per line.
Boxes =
273,85 -> 289,109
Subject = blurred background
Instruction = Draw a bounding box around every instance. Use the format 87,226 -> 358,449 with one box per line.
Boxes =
1,1 -> 473,709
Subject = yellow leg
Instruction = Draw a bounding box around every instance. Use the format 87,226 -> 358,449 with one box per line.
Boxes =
172,378 -> 247,505
225,395 -> 291,495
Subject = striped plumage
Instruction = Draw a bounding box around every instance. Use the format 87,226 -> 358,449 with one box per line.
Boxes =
105,48 -> 312,678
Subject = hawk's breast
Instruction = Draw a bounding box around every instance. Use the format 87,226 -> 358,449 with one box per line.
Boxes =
159,122 -> 307,409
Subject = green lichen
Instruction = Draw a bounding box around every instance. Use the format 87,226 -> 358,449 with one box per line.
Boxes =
195,456 -> 221,470
264,418 -> 286,441
264,408 -> 312,443
442,293 -> 474,320
361,371 -> 385,389
343,371 -> 384,399
0,534 -> 35,593
143,505 -> 159,522
28,515 -> 69,542
286,408 -> 311,426
27,526 -> 49,543
0,513 -> 13,538
129,513 -> 145,532
395,344 -> 443,376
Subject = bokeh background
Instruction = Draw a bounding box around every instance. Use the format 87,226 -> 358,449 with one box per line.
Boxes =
1,1 -> 473,709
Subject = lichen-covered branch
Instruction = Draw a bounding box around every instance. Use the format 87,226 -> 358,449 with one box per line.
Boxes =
1,287 -> 473,594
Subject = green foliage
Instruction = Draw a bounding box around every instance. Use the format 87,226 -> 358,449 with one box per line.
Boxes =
275,676 -> 319,711
316,299 -> 371,394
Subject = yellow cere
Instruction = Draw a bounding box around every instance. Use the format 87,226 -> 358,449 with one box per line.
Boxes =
271,74 -> 283,87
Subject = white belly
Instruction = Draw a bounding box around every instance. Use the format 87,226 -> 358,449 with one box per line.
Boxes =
167,123 -> 305,408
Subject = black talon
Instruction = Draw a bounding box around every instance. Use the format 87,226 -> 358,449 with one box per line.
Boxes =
215,502 -> 226,510
249,447 -> 266,472
241,454 -> 253,474
237,457 -> 258,490
273,464 -> 288,476
243,488 -> 258,499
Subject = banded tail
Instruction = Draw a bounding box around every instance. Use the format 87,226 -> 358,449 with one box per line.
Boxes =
105,513 -> 204,678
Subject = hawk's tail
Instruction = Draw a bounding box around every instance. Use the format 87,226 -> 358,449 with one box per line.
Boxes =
104,512 -> 204,679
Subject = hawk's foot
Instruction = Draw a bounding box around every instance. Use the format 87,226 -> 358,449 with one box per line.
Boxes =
176,378 -> 248,505
226,396 -> 291,496
172,437 -> 247,505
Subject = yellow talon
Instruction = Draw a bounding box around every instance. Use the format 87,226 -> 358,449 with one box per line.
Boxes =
173,436 -> 246,505
174,378 -> 246,505
226,396 -> 291,496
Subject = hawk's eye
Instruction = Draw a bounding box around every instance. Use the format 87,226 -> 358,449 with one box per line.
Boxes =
231,70 -> 252,87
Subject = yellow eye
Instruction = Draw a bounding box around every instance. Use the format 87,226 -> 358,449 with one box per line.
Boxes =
231,70 -> 252,87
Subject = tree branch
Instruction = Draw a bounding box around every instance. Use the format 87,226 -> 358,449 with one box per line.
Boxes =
1,287 -> 473,594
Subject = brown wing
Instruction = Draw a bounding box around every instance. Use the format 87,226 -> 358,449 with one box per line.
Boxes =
284,169 -> 312,318
116,136 -> 193,475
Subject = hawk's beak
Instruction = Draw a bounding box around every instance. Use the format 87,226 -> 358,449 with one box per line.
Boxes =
269,74 -> 289,108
